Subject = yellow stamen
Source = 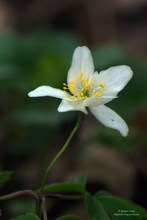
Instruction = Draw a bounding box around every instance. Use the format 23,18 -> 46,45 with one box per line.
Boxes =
69,85 -> 75,89
98,82 -> 105,91
85,78 -> 90,87
64,74 -> 104,101
94,92 -> 102,97
63,82 -> 68,91
77,72 -> 83,80
63,87 -> 68,90
69,81 -> 75,85
63,83 -> 67,86
92,78 -> 96,83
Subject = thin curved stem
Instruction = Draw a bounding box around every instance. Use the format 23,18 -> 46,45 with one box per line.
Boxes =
39,112 -> 83,192
41,197 -> 47,220
44,193 -> 83,200
0,190 -> 39,201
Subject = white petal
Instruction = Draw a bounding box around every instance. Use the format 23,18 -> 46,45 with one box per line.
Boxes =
28,86 -> 70,100
98,65 -> 133,95
58,100 -> 88,114
84,96 -> 117,107
89,105 -> 129,136
67,46 -> 94,83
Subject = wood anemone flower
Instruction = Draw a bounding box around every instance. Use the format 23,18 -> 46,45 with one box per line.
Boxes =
28,46 -> 133,137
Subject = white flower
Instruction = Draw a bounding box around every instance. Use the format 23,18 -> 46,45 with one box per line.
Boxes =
28,46 -> 133,137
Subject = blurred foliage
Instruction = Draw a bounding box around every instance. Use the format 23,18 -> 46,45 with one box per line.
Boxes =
11,212 -> 41,220
8,200 -> 35,219
0,171 -> 13,184
0,30 -> 79,157
57,216 -> 80,220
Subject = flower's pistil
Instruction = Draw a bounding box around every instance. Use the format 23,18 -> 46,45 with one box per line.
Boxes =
63,72 -> 104,100
80,89 -> 89,99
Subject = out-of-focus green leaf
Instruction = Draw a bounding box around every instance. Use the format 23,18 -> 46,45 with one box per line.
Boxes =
11,212 -> 41,220
71,174 -> 87,188
0,30 -> 80,92
85,192 -> 110,220
42,182 -> 85,194
0,171 -> 13,183
94,191 -> 111,197
0,32 -> 22,64
93,44 -> 126,70
7,199 -> 35,218
95,191 -> 147,220
57,215 -> 81,220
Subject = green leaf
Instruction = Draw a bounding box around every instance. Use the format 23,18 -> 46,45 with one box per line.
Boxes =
95,191 -> 147,220
57,215 -> 81,220
8,199 -> 34,216
71,174 -> 87,188
11,212 -> 41,220
0,171 -> 13,183
85,192 -> 110,220
42,182 -> 85,194
95,191 -> 111,197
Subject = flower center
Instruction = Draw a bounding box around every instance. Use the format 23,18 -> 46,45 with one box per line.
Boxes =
80,89 -> 89,99
63,72 -> 105,100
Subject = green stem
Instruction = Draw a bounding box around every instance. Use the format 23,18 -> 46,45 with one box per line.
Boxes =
39,112 -> 83,192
